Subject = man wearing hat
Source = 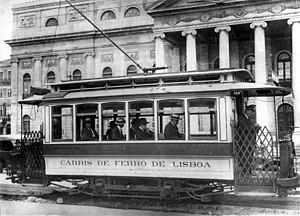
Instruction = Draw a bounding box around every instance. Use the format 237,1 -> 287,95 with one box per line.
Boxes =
111,117 -> 126,140
81,118 -> 99,141
164,114 -> 182,140
237,105 -> 261,176
135,118 -> 154,140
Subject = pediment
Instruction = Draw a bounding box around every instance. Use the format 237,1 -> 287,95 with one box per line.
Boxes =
147,0 -> 252,11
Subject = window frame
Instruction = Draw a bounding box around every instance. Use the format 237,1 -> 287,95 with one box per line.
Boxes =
100,10 -> 116,21
124,7 -> 141,18
23,73 -> 31,99
73,69 -> 82,80
23,115 -> 31,132
75,103 -> 99,142
187,98 -> 218,141
47,71 -> 56,83
276,52 -> 292,88
128,100 -> 155,141
45,18 -> 59,27
51,105 -> 74,142
103,67 -> 113,78
47,97 -> 223,143
127,65 -> 137,76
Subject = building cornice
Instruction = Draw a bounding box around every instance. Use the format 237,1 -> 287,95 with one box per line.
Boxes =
6,24 -> 153,46
12,0 -> 93,13
149,0 -> 300,32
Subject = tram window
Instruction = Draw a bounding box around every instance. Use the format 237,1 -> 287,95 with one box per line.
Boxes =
102,102 -> 126,141
76,104 -> 99,141
129,101 -> 154,140
52,106 -> 73,142
188,99 -> 217,140
158,100 -> 185,140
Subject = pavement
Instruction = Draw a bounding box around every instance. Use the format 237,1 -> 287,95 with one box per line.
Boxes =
0,200 -> 202,216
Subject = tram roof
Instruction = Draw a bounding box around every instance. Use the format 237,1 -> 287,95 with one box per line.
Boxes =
50,68 -> 253,90
18,69 -> 292,105
37,82 -> 291,104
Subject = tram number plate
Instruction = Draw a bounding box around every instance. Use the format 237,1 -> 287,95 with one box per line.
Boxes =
45,156 -> 234,180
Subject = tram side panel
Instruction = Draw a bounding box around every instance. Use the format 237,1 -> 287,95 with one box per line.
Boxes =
43,96 -> 235,182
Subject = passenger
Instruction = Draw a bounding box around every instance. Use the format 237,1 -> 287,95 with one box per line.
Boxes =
237,105 -> 261,176
81,118 -> 99,141
164,114 -> 182,140
129,119 -> 139,140
111,117 -> 126,140
135,118 -> 154,140
105,121 -> 116,140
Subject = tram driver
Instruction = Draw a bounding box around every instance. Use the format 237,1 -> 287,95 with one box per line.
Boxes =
81,118 -> 99,141
164,114 -> 183,140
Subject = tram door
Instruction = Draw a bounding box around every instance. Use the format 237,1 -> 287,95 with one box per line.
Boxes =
233,95 -> 277,194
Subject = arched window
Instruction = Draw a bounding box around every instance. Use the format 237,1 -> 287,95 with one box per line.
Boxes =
127,65 -> 137,76
244,55 -> 255,76
45,18 -> 59,27
124,7 -> 141,18
101,10 -> 116,20
47,71 -> 56,83
212,57 -> 219,69
277,104 -> 294,139
23,73 -> 31,99
23,115 -> 30,132
73,69 -> 82,80
277,52 -> 292,87
103,67 -> 112,78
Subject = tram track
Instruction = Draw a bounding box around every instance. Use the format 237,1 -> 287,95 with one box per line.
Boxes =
1,181 -> 300,215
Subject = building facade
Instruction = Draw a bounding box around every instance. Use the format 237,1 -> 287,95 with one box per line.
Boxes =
146,0 -> 298,147
0,59 -> 11,135
7,0 -> 157,134
6,0 -> 299,152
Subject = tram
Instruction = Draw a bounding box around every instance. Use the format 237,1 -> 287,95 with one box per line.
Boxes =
3,67 -> 298,199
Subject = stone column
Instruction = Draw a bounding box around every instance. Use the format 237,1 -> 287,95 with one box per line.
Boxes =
153,33 -> 166,73
250,21 -> 274,130
10,58 -> 19,135
288,17 -> 300,147
215,26 -> 231,69
182,29 -> 197,71
250,21 -> 268,84
33,56 -> 42,87
84,52 -> 95,79
58,54 -> 68,81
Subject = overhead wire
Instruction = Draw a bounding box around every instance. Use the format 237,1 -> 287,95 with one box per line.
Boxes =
64,0 -> 144,71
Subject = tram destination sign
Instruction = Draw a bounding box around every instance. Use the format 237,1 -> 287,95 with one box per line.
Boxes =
45,156 -> 234,180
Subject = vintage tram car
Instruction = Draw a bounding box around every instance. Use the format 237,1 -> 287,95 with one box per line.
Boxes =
2,68 -> 298,199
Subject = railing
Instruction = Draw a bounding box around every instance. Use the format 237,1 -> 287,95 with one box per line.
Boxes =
234,126 -> 277,186
8,131 -> 45,184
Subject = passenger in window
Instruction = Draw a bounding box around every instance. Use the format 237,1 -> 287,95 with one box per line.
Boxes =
81,118 -> 99,141
136,118 -> 154,140
105,121 -> 116,140
111,117 -> 126,140
164,114 -> 182,140
130,119 -> 139,140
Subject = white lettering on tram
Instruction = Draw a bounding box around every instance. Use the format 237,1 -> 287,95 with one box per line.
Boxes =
114,160 -> 147,167
59,159 -> 211,169
172,161 -> 211,168
60,160 -> 93,166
